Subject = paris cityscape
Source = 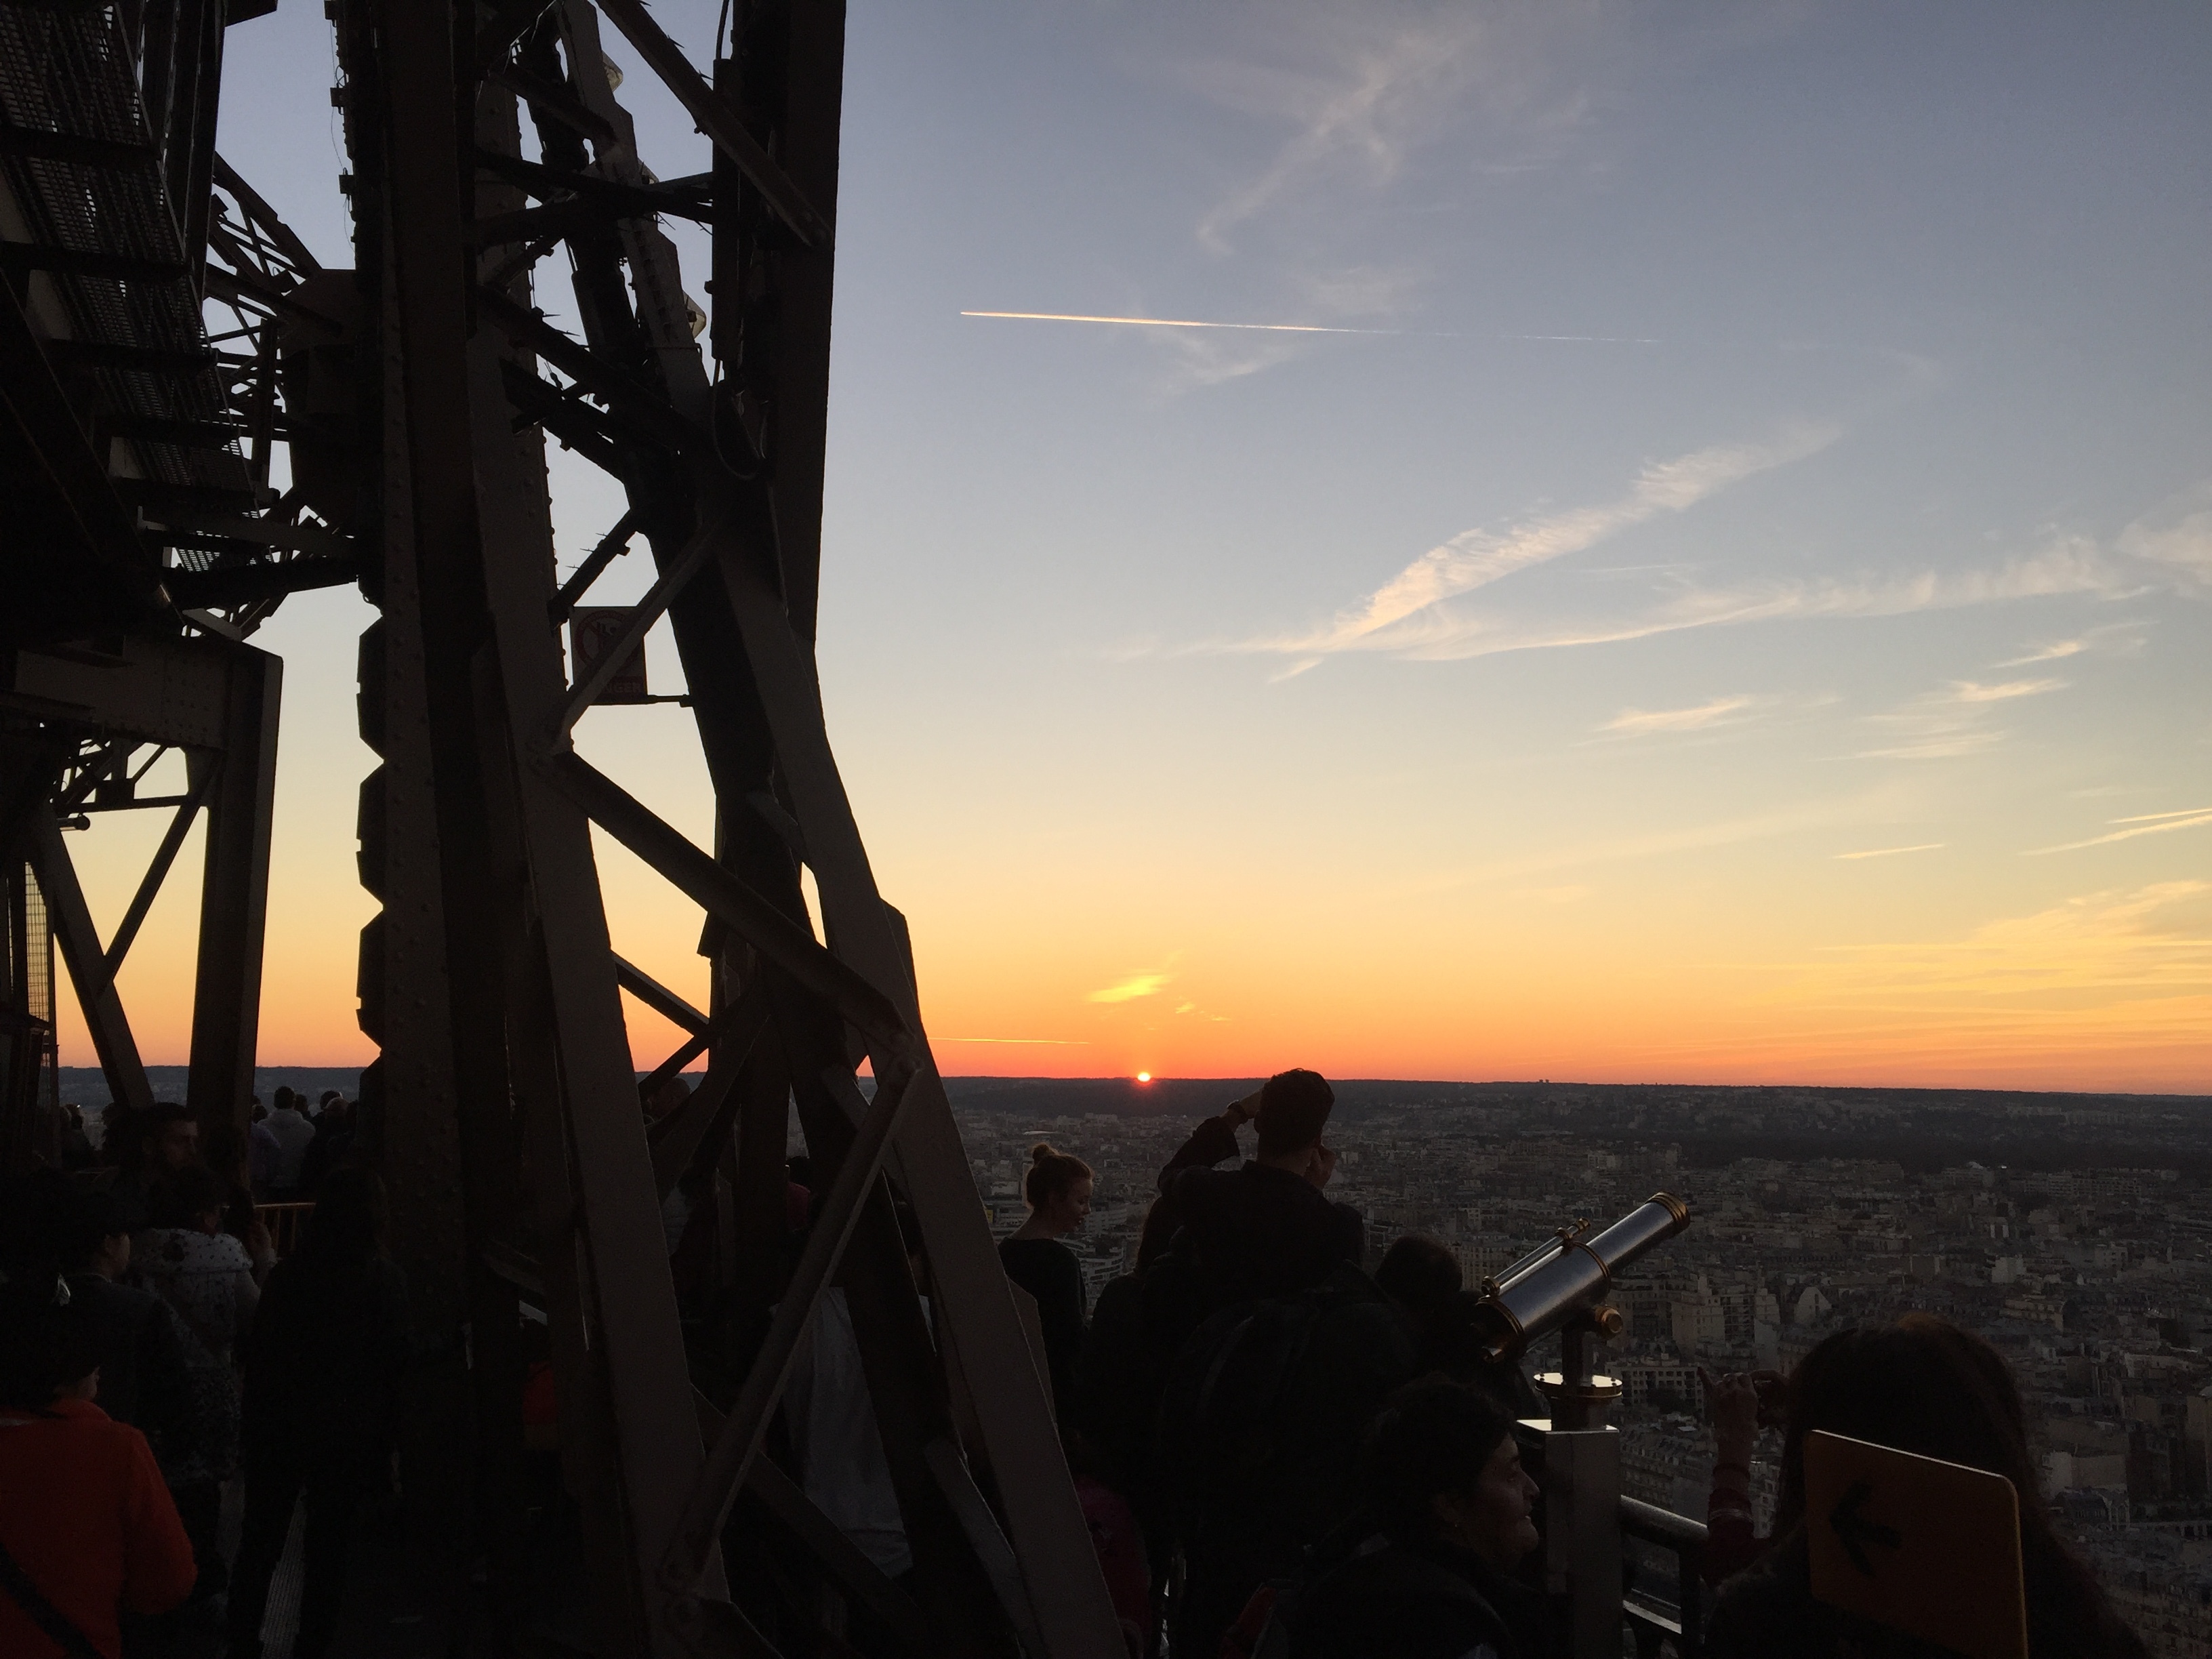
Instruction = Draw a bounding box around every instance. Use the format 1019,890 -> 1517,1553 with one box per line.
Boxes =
953,1078 -> 2212,1658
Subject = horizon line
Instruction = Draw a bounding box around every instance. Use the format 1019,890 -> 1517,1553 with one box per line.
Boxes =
60,1063 -> 2207,1101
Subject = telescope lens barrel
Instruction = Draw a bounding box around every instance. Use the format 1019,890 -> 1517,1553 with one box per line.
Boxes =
1492,1244 -> 1607,1349
1475,1194 -> 1691,1362
1581,1194 -> 1691,1275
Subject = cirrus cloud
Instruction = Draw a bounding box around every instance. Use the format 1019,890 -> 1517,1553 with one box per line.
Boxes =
1087,968 -> 1174,1004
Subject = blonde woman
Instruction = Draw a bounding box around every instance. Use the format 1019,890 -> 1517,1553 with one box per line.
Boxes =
998,1144 -> 1093,1422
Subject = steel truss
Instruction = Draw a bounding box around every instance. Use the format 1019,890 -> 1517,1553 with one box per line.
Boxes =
338,0 -> 1122,1653
1,0 -> 1119,1652
2,0 -> 300,1155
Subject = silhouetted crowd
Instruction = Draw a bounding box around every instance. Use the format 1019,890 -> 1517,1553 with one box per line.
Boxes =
975,1069 -> 2150,1659
0,1088 -> 402,1659
1,1069 -> 2160,1659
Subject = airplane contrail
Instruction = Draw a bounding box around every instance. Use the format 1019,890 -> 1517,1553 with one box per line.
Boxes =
960,310 -> 1660,344
960,310 -> 1385,334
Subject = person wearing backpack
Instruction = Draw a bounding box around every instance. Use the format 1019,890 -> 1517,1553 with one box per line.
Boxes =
1283,1376 -> 1552,1659
1154,1260 -> 1423,1659
1154,1070 -> 1363,1321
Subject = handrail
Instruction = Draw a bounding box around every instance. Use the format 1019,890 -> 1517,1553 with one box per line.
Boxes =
1621,1494 -> 1708,1551
1620,1494 -> 1706,1658
254,1200 -> 314,1258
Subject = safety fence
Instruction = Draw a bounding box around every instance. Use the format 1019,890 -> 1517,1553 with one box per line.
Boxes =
255,1201 -> 314,1258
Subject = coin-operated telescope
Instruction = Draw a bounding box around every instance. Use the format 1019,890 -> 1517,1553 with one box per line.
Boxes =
1468,1193 -> 1692,1430
1465,1194 -> 1692,1659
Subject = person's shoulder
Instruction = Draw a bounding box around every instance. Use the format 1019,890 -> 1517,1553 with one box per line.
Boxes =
37,1397 -> 146,1460
1296,1540 -> 1488,1640
75,1271 -> 165,1324
208,1231 -> 253,1270
1164,1160 -> 1231,1191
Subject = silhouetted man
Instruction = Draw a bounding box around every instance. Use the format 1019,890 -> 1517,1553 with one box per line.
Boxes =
108,1101 -> 201,1232
1155,1068 -> 1363,1315
256,1087 -> 315,1198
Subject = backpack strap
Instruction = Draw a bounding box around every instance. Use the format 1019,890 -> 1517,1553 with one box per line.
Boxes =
0,1534 -> 106,1659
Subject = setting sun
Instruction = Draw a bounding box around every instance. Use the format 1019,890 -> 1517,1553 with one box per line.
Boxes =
1135,1071 -> 1152,1083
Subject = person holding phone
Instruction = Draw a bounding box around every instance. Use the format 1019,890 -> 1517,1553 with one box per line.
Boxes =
1700,1365 -> 1786,1583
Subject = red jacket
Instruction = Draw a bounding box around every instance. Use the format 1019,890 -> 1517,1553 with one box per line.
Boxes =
0,1397 -> 197,1658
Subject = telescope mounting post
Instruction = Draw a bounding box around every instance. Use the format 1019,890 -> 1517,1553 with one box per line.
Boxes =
1538,1304 -> 1625,1433
1526,1305 -> 1628,1658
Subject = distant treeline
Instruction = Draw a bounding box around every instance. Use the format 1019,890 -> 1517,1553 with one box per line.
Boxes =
54,1068 -> 2207,1176
1666,1128 -> 2212,1179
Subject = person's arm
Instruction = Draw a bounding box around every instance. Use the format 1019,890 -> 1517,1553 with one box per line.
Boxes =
1156,1092 -> 1260,1193
1329,1201 -> 1365,1270
1700,1368 -> 1768,1584
230,1238 -> 261,1340
120,1427 -> 198,1614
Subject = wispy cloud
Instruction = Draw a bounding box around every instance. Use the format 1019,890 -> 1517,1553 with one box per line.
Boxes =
1172,1000 -> 1231,1022
1740,882 -> 2212,1063
1836,843 -> 1944,861
2115,495 -> 2212,592
1194,15 -> 1490,254
1087,969 -> 1174,1004
1948,678 -> 2067,703
2025,807 -> 2212,856
1405,794 -> 1885,893
1182,478 -> 2180,674
942,1036 -> 1092,1045
1993,621 -> 2146,668
1366,537 -> 2131,665
1854,675 -> 2068,762
1252,425 -> 1837,661
1997,639 -> 2087,666
1600,693 -> 1762,735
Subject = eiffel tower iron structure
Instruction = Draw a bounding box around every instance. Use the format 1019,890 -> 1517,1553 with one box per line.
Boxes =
1,1 -> 1124,1652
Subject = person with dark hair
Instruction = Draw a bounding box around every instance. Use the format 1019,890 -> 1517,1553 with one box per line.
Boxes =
1283,1376 -> 1550,1659
1073,1195 -> 1183,1490
131,1167 -> 253,1645
228,1168 -> 411,1658
296,1094 -> 356,1195
5,1176 -> 202,1469
0,1279 -> 198,1658
141,1165 -> 260,1364
998,1143 -> 1094,1424
59,1104 -> 96,1170
107,1102 -> 201,1232
1154,1069 -> 1362,1317
1705,1315 -> 2146,1659
1374,1234 -> 1460,1309
199,1118 -> 276,1273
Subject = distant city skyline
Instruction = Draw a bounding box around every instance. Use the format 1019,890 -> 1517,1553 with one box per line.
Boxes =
54,1 -> 2212,1092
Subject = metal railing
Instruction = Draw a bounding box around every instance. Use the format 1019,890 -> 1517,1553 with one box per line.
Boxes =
255,1200 -> 314,1258
1622,1494 -> 1706,1658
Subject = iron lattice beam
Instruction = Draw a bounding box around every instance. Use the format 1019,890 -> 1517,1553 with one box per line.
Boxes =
332,0 -> 1126,1653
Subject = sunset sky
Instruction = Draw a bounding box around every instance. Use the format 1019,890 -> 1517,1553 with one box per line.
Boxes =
58,1 -> 2211,1092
